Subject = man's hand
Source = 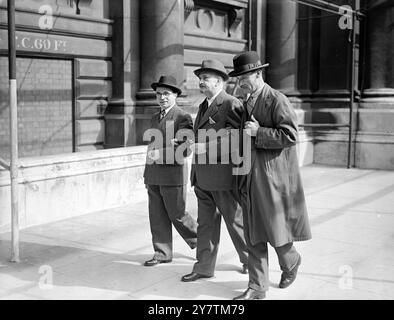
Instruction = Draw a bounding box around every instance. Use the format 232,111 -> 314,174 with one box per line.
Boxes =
190,142 -> 207,155
245,115 -> 260,137
147,149 -> 160,161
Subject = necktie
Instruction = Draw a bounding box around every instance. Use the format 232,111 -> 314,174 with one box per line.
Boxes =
246,95 -> 254,115
159,109 -> 166,121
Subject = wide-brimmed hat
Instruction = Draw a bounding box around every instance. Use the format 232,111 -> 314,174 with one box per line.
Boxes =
194,59 -> 229,81
151,75 -> 182,96
228,51 -> 269,77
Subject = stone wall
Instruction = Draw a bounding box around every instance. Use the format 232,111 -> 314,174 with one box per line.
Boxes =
0,146 -> 147,232
0,57 -> 73,158
0,1 -> 112,157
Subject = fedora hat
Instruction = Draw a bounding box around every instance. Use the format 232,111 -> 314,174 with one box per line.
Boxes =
194,59 -> 229,81
151,75 -> 182,96
228,51 -> 269,77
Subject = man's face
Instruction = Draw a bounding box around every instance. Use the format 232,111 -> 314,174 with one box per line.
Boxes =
155,86 -> 177,109
198,71 -> 221,97
237,71 -> 261,95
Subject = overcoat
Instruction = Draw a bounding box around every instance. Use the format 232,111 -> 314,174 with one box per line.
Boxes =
144,105 -> 193,186
238,84 -> 312,247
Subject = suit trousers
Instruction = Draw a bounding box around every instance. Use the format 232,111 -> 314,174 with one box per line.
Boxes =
243,209 -> 300,292
147,184 -> 198,260
192,185 -> 248,277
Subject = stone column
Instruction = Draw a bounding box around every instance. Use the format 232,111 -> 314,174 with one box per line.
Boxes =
266,0 -> 298,96
266,0 -> 315,166
137,0 -> 184,99
357,0 -> 394,169
316,4 -> 350,98
363,0 -> 394,101
134,0 -> 185,145
104,0 -> 140,147
250,0 -> 267,63
297,6 -> 320,95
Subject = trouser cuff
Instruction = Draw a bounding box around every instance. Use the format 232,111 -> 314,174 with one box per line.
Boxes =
248,282 -> 268,292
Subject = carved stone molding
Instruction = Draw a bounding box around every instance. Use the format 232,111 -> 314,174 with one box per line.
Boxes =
196,9 -> 215,31
67,0 -> 93,15
228,8 -> 243,37
184,1 -> 246,39
184,0 -> 195,13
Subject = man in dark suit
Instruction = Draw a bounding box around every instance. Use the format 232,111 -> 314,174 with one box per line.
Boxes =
143,75 -> 198,266
228,51 -> 312,300
181,60 -> 249,282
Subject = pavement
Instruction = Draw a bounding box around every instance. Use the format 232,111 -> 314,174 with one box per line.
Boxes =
0,164 -> 393,300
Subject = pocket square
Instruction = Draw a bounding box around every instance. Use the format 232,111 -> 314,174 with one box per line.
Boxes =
208,117 -> 216,124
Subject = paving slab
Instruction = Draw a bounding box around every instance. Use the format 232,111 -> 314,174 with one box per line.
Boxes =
0,164 -> 393,300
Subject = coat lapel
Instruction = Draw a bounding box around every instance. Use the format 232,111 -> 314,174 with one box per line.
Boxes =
250,84 -> 271,125
158,105 -> 177,130
152,112 -> 160,129
197,90 -> 224,129
249,93 -> 262,120
194,100 -> 206,131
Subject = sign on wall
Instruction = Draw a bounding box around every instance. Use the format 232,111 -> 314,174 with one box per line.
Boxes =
0,30 -> 110,57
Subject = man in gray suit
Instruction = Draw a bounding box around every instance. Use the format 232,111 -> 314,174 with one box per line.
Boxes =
143,75 -> 198,266
181,60 -> 248,282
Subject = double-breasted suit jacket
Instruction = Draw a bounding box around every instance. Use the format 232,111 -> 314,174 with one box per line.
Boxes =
191,90 -> 244,190
189,90 -> 248,277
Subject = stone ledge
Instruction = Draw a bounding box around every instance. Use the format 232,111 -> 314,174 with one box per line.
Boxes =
0,146 -> 147,186
0,146 -> 147,231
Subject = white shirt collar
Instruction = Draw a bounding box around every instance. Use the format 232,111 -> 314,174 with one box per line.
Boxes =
246,83 -> 265,102
207,90 -> 222,107
161,103 -> 176,116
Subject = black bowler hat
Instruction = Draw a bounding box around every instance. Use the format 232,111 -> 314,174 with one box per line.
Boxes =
151,75 -> 182,96
194,59 -> 229,81
228,51 -> 269,77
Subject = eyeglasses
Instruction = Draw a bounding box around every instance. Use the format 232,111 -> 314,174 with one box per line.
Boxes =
155,91 -> 174,97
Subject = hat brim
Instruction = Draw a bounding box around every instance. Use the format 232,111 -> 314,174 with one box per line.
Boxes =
228,63 -> 269,77
194,68 -> 229,81
151,83 -> 182,96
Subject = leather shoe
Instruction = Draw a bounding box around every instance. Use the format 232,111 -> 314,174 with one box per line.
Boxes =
144,258 -> 172,267
233,288 -> 265,300
181,272 -> 212,282
241,264 -> 248,274
279,255 -> 301,288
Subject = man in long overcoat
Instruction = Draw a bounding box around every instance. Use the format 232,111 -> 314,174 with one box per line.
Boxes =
143,75 -> 198,266
229,51 -> 312,300
181,59 -> 249,282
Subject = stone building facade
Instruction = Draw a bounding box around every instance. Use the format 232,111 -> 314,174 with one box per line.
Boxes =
1,0 -> 393,169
